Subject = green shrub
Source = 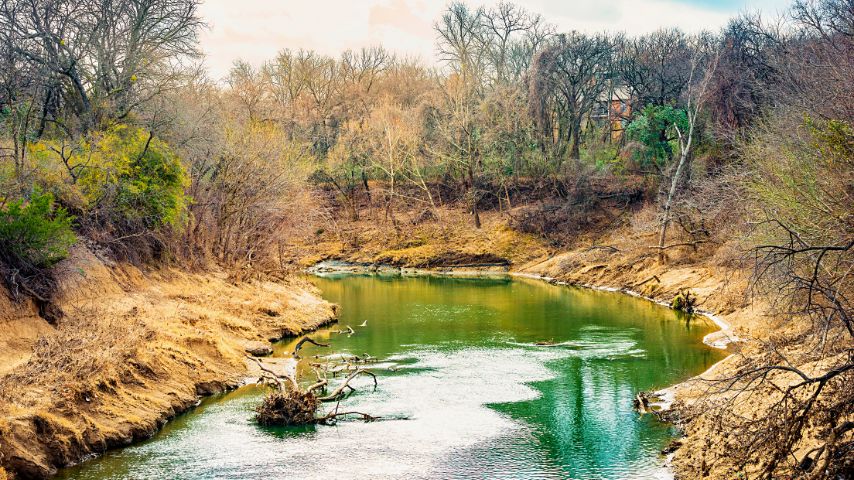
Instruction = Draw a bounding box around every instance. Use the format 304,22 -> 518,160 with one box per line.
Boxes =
79,125 -> 188,230
671,289 -> 696,313
625,105 -> 688,170
0,189 -> 76,269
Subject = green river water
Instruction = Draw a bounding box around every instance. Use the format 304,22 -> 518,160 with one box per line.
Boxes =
58,274 -> 723,480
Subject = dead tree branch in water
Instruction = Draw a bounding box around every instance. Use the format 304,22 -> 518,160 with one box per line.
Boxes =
253,349 -> 382,426
292,336 -> 330,357
318,368 -> 378,402
247,355 -> 297,391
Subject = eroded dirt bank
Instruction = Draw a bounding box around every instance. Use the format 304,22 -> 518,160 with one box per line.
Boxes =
0,203 -> 829,480
0,246 -> 336,480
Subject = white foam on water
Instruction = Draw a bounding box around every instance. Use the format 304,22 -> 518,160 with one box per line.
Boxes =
116,338 -> 660,480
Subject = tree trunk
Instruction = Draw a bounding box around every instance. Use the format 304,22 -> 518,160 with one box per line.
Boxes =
570,116 -> 581,160
67,67 -> 93,131
657,132 -> 692,261
467,161 -> 481,229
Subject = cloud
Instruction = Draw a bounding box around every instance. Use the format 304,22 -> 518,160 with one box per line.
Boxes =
368,0 -> 434,35
197,0 -> 790,80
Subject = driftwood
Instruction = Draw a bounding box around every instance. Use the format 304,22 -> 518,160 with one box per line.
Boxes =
333,325 -> 355,335
634,392 -> 651,413
247,355 -> 297,392
318,368 -> 378,402
317,410 -> 381,424
256,390 -> 319,426
636,275 -> 661,287
293,336 -> 330,357
648,239 -> 712,251
253,349 -> 381,426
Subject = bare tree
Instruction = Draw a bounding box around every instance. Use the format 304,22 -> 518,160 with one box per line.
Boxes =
480,2 -> 537,85
655,38 -> 719,260
227,60 -> 268,122
435,1 -> 487,88
528,32 -> 614,162
0,0 -> 203,133
706,15 -> 780,145
616,28 -> 693,108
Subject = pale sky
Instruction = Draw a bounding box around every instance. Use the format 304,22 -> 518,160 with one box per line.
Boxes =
198,0 -> 791,79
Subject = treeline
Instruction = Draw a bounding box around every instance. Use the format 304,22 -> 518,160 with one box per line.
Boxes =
0,0 -> 850,283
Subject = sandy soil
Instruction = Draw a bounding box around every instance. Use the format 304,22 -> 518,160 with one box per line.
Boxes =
0,246 -> 336,479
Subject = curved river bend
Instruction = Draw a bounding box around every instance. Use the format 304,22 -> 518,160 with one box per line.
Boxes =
59,274 -> 723,480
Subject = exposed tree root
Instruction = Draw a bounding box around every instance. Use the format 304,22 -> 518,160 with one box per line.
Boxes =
256,390 -> 320,426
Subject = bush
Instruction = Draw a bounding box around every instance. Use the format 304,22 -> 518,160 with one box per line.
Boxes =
0,189 -> 76,270
79,125 -> 188,231
671,289 -> 696,313
625,105 -> 688,170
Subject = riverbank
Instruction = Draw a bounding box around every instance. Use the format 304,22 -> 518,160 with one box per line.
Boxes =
0,203 -> 811,479
0,246 -> 336,480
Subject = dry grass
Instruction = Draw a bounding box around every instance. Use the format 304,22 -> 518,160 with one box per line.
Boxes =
284,206 -> 552,269
0,246 -> 336,479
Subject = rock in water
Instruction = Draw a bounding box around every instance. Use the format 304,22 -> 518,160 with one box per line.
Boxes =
244,341 -> 274,357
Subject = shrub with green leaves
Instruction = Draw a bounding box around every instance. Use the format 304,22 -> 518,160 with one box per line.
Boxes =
0,189 -> 76,269
79,125 -> 189,231
625,105 -> 688,170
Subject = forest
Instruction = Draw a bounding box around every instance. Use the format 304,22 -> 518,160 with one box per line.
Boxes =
0,0 -> 852,478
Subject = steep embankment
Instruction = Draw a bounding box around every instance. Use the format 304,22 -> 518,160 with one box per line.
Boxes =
0,246 -> 336,480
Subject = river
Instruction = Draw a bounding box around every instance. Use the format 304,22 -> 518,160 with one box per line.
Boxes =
58,274 -> 723,479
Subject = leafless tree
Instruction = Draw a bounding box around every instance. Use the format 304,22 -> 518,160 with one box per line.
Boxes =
0,0 -> 203,133
655,38 -> 719,260
705,15 -> 782,149
479,2 -> 544,84
435,1 -> 487,88
616,28 -> 693,108
528,32 -> 614,162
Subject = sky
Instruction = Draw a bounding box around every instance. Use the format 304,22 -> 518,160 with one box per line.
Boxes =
197,0 -> 791,80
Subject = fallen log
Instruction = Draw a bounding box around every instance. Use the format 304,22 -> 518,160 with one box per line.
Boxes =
333,325 -> 355,335
254,351 -> 381,426
247,356 -> 297,392
317,410 -> 381,424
